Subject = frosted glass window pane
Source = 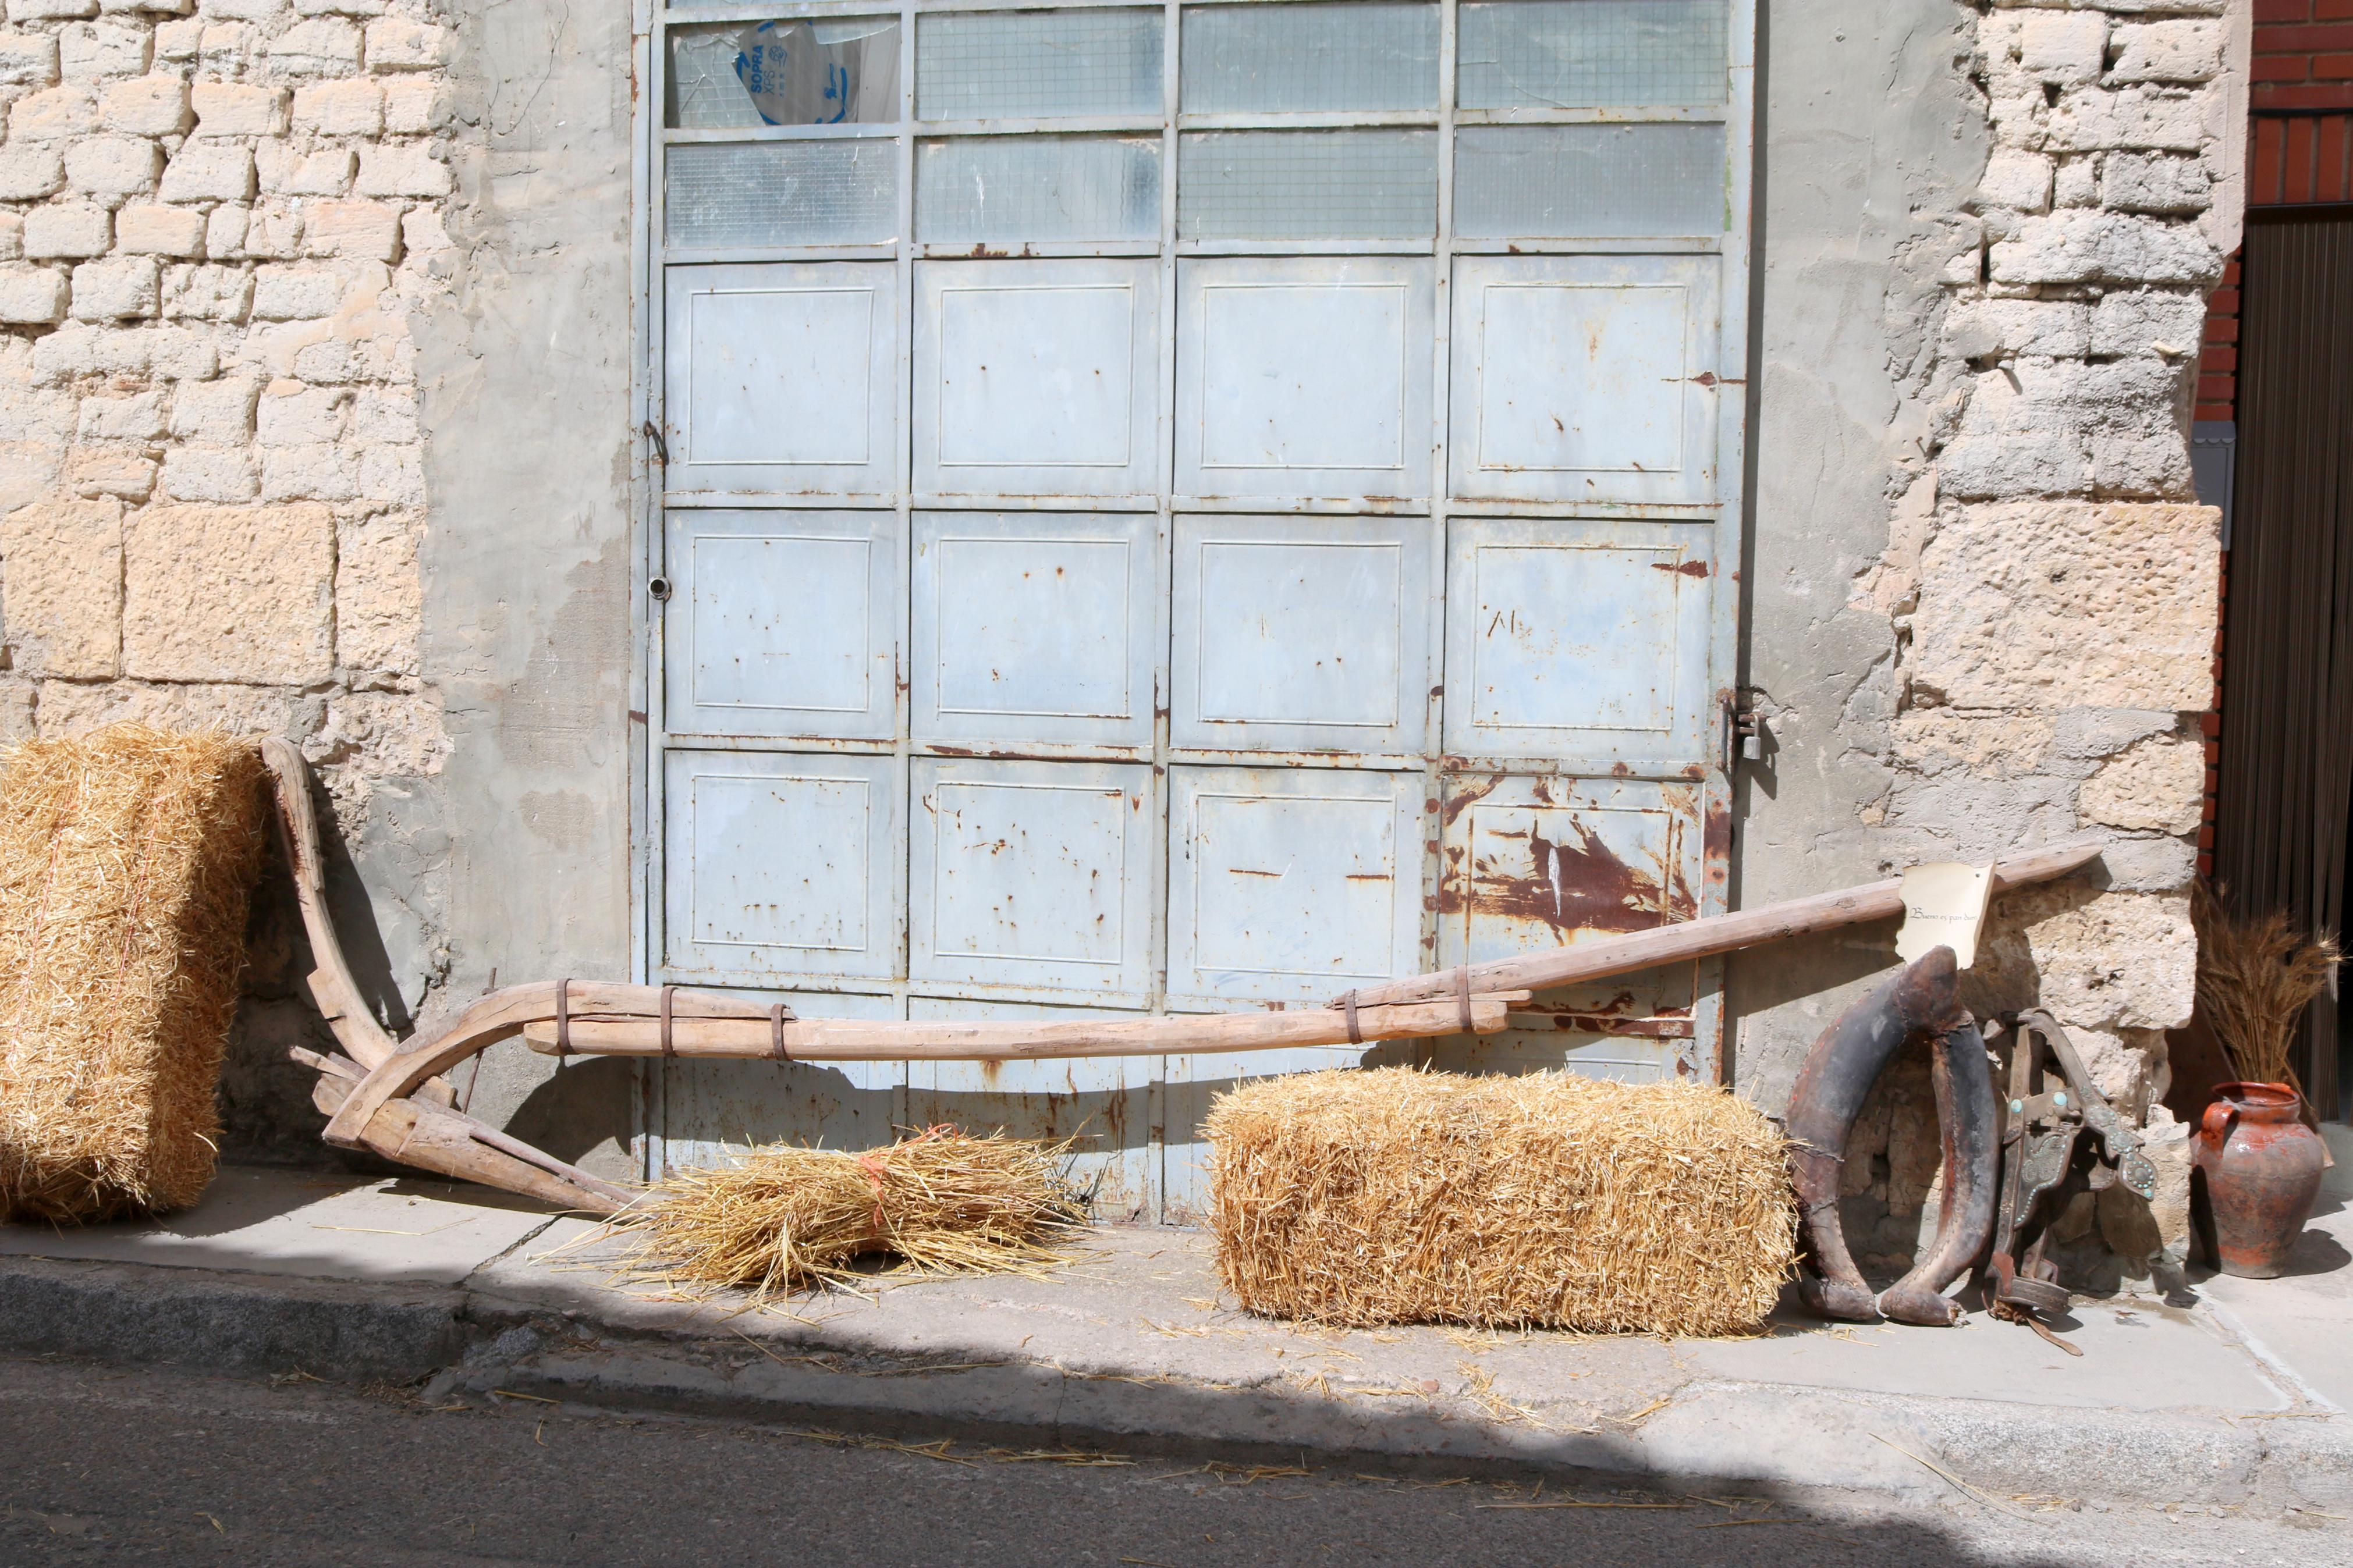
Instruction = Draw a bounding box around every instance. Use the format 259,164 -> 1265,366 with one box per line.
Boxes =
1180,130 -> 1435,240
1458,0 -> 1727,109
1180,2 -> 1438,113
666,141 -> 899,246
666,19 -> 901,128
1453,123 -> 1722,237
918,136 -> 1161,241
917,9 -> 1163,120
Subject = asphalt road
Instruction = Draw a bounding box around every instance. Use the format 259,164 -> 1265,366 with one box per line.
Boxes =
0,1353 -> 2332,1567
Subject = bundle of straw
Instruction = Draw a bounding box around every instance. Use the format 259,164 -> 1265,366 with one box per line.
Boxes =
0,726 -> 268,1223
2194,880 -> 2341,1096
617,1127 -> 1086,1299
1206,1068 -> 1795,1335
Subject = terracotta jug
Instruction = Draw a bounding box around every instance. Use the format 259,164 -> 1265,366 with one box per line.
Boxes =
2195,1081 -> 2327,1278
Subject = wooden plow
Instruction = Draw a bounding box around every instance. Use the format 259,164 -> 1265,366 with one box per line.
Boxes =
264,739 -> 2104,1214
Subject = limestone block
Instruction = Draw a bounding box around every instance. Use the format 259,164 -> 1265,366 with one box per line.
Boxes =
10,85 -> 97,140
154,17 -> 200,58
198,0 -> 285,19
1969,883 -> 2196,1032
1988,208 -> 2219,286
1976,148 -> 2053,213
363,17 -> 443,70
68,254 -> 159,319
157,443 -> 255,501
250,262 -> 350,318
0,214 -> 19,262
0,680 -> 31,740
57,23 -> 147,81
1939,429 -> 2089,500
266,17 -> 359,74
191,80 -> 285,136
335,509 -> 416,674
76,389 -> 164,440
166,372 -> 255,441
63,446 -> 153,500
2017,10 -> 2104,81
0,264 -> 68,323
304,200 -> 398,261
197,21 -> 247,71
398,205 -> 446,254
205,201 -> 301,259
0,33 -> 61,87
2088,290 -> 2208,361
350,385 -> 413,443
275,148 -> 355,197
115,201 -> 205,256
161,260 -> 251,320
259,442 -> 357,503
0,147 -> 65,201
9,0 -> 96,15
295,0 -> 381,13
354,144 -> 446,198
158,143 -> 254,203
63,134 -> 164,200
2079,734 -> 2203,834
0,496 -> 120,676
1890,711 -> 2054,780
123,501 -> 334,682
290,76 -> 379,133
100,73 -> 189,134
23,204 -> 112,259
379,74 -> 441,133
0,440 -> 64,513
256,381 -> 347,445
100,0 -> 196,13
2088,431 -> 2194,498
355,441 -> 418,505
1911,502 -> 2219,710
1940,297 -> 2089,360
31,320 -> 214,381
2103,151 -> 2212,215
2046,85 -> 2208,154
2109,20 -> 2223,84
2052,155 -> 2100,208
36,677 -> 307,739
311,691 -> 449,785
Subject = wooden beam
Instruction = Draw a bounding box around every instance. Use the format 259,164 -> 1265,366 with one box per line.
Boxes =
1328,840 -> 2108,1010
519,994 -> 1527,1062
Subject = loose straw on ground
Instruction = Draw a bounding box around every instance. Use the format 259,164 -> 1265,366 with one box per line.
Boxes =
612,1127 -> 1087,1299
0,725 -> 267,1224
1205,1067 -> 1795,1336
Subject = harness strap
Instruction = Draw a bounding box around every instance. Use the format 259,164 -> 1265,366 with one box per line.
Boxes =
555,977 -> 570,1057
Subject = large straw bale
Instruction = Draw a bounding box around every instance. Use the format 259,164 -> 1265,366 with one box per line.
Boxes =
0,726 -> 268,1223
1205,1068 -> 1795,1335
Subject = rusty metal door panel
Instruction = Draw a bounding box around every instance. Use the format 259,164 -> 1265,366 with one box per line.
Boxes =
1165,765 -> 1424,1007
910,511 -> 1158,751
913,258 -> 1161,499
1169,513 -> 1431,756
1443,517 -> 1716,770
663,510 -> 899,741
1448,254 -> 1719,507
1174,257 -> 1435,501
662,750 -> 904,984
1436,771 -> 1705,1078
906,997 -> 1156,1221
911,758 -> 1155,998
661,261 -> 899,498
661,989 -> 906,1173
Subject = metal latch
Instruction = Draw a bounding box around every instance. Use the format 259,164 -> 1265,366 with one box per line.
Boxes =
1723,691 -> 1767,772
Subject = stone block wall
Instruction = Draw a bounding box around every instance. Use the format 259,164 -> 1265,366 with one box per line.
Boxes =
1823,0 -> 2246,1286
0,0 -> 450,830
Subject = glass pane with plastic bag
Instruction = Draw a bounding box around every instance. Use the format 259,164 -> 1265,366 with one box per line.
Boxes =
667,17 -> 902,128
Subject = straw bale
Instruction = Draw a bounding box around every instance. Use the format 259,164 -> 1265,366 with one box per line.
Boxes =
0,725 -> 268,1223
1205,1068 -> 1795,1336
617,1127 -> 1087,1299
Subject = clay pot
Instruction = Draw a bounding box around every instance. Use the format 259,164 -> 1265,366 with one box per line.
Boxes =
2194,1082 -> 2328,1278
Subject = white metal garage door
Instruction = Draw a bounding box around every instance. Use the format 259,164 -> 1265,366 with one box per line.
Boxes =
637,0 -> 1752,1221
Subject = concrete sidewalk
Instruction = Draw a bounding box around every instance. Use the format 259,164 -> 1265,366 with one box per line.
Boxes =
5,1133 -> 2351,1514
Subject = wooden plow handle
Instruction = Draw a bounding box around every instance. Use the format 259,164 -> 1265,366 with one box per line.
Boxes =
266,741 -> 2106,1216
